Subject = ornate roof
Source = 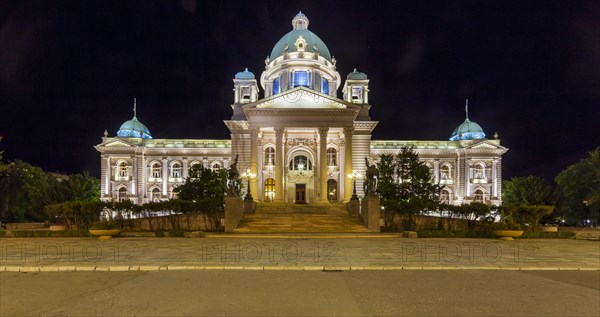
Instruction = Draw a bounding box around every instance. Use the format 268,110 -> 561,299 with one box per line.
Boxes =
269,12 -> 332,62
116,117 -> 152,139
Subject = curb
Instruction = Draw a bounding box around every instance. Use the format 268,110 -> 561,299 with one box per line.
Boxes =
2,265 -> 598,272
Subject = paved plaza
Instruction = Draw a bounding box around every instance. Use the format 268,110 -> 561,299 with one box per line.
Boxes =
1,236 -> 598,271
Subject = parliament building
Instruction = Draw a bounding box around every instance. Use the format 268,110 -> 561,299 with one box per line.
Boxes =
95,12 -> 508,207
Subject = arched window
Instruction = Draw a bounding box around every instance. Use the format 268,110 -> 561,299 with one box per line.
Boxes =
118,162 -> 128,178
474,189 -> 484,202
170,161 -> 182,179
118,187 -> 128,202
264,147 -> 275,166
326,148 -> 337,166
440,164 -> 451,180
440,189 -> 450,204
151,188 -> 161,202
264,178 -> 275,202
211,162 -> 221,172
474,163 -> 486,180
289,155 -> 312,171
150,162 -> 161,179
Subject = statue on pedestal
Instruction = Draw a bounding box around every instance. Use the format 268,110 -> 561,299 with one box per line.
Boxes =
364,157 -> 379,196
227,154 -> 241,196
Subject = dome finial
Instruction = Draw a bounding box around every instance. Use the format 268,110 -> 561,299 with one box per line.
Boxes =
292,11 -> 309,30
465,99 -> 469,120
133,98 -> 137,119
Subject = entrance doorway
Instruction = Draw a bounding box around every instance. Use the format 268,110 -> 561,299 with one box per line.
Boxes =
327,179 -> 337,202
295,184 -> 306,204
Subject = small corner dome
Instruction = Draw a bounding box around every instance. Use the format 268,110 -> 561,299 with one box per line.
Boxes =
269,12 -> 333,62
235,68 -> 255,80
347,68 -> 368,80
117,117 -> 152,139
449,118 -> 486,141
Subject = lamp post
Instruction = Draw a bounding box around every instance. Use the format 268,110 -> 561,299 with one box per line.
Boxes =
348,170 -> 361,201
242,168 -> 256,201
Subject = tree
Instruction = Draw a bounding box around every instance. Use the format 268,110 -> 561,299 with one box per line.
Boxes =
174,164 -> 228,230
47,172 -> 101,203
503,176 -> 555,207
377,146 -> 440,231
556,147 -> 600,226
0,161 -> 51,222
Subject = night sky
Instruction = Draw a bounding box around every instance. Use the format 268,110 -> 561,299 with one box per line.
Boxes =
1,0 -> 599,182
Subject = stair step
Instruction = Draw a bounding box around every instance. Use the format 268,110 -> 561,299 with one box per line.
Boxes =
233,202 -> 369,233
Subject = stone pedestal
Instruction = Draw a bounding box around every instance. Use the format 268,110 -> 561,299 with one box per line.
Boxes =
360,195 -> 381,232
224,195 -> 244,232
347,200 -> 360,216
244,199 -> 256,214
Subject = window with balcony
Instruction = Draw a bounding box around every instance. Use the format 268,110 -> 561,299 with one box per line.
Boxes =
118,162 -> 128,179
170,162 -> 182,179
150,162 -> 161,180
326,148 -> 337,166
264,147 -> 275,166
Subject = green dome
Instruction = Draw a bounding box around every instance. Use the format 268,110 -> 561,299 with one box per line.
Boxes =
235,68 -> 255,80
269,12 -> 332,62
347,68 -> 367,80
117,117 -> 152,139
449,118 -> 486,141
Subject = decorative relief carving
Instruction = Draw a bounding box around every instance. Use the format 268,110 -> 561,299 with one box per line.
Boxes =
285,138 -> 317,150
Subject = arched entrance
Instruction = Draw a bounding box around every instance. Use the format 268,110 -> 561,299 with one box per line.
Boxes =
327,179 -> 338,202
264,178 -> 275,202
286,148 -> 315,203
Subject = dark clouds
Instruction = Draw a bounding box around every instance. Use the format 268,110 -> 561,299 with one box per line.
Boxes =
0,0 -> 598,182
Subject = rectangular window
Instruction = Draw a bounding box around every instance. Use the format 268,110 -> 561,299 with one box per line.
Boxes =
322,79 -> 329,94
273,77 -> 280,95
293,71 -> 309,87
352,87 -> 362,100
241,86 -> 250,100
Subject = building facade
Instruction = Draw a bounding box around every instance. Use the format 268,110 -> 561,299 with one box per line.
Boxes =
95,12 -> 508,206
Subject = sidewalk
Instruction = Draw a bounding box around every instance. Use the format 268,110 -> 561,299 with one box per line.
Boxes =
1,236 -> 599,272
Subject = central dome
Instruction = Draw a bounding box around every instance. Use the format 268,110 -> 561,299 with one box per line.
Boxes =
269,12 -> 333,62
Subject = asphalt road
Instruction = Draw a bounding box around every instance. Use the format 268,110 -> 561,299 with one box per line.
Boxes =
1,270 -> 599,317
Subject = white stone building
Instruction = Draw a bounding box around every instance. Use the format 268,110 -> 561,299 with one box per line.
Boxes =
95,12 -> 508,206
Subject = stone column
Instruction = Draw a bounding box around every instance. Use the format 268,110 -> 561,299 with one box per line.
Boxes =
343,127 -> 354,201
250,128 -> 259,200
182,157 -> 189,179
104,155 -> 111,195
274,127 -> 284,202
434,159 -> 440,184
465,158 -> 471,197
162,157 -> 168,197
131,155 -> 137,197
492,158 -> 498,197
319,127 -> 329,201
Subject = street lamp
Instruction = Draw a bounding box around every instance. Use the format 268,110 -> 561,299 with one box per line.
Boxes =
242,168 -> 256,201
348,170 -> 361,201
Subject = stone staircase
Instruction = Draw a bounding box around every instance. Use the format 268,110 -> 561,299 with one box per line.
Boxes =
233,202 -> 369,233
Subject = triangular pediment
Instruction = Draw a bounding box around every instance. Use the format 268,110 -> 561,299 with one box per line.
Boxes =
246,87 -> 352,110
465,140 -> 508,151
104,140 -> 133,147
